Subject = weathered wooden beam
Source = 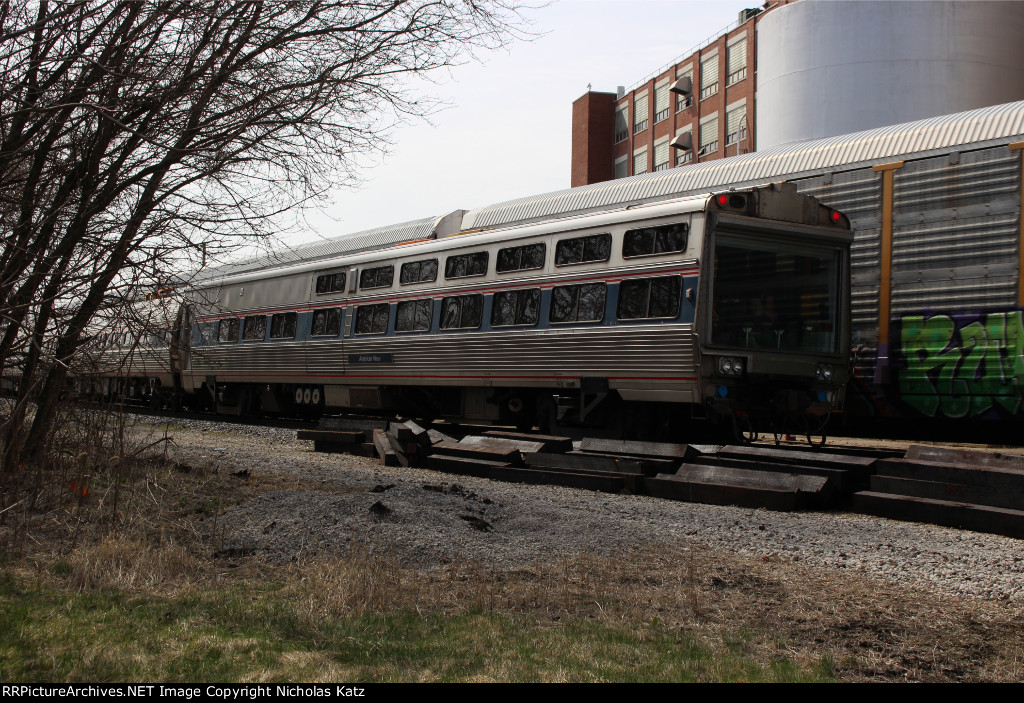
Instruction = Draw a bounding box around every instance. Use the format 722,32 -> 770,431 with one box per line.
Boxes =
318,416 -> 389,433
522,451 -> 645,475
579,438 -> 695,461
298,429 -> 365,443
457,435 -> 545,454
645,474 -> 799,511
869,474 -> 1022,511
876,458 -> 1024,492
372,429 -> 399,467
431,440 -> 520,462
482,430 -> 574,453
674,464 -> 829,496
905,445 -> 1024,471
852,490 -> 1024,539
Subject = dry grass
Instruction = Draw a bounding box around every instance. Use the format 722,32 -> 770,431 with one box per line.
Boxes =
64,534 -> 202,591
268,539 -> 1024,682
2,416 -> 1023,681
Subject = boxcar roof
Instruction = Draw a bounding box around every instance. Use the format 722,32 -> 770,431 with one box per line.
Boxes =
462,100 -> 1024,230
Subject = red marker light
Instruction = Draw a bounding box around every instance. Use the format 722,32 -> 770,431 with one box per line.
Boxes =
717,194 -> 729,206
831,210 -> 842,222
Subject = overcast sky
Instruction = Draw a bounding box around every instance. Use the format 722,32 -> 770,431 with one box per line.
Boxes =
290,0 -> 747,247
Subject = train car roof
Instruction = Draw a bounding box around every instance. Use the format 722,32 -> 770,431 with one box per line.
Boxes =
193,191 -> 718,289
192,100 -> 1024,284
192,212 -> 465,282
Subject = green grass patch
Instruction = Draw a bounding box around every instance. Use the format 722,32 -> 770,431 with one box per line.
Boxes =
0,574 -> 833,683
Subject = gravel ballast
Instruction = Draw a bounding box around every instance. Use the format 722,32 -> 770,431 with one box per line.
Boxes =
160,417 -> 1024,603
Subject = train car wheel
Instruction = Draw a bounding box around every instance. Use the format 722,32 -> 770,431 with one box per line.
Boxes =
732,414 -> 757,445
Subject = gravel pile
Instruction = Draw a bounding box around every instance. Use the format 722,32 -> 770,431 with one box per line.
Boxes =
155,416 -> 1024,603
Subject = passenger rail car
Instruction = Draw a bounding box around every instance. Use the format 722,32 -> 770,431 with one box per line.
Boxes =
168,183 -> 851,439
78,295 -> 181,405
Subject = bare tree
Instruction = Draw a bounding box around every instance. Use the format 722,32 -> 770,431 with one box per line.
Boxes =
0,0 -> 530,469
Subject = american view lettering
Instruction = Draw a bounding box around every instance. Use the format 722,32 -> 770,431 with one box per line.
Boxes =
895,310 -> 1024,417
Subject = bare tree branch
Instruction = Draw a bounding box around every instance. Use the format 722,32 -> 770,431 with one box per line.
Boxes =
0,0 -> 533,469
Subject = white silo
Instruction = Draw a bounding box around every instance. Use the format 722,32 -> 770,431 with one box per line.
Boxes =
756,0 -> 1024,149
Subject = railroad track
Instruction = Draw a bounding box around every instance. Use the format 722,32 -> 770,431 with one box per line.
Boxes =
295,415 -> 1024,540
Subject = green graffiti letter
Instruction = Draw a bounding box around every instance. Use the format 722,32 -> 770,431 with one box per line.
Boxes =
899,315 -> 958,417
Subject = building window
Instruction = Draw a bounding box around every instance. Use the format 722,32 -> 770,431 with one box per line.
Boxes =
726,39 -> 747,86
726,105 -> 747,147
673,127 -> 693,165
676,70 -> 693,111
633,91 -> 649,134
614,156 -> 628,179
633,148 -> 647,175
699,116 -> 718,157
614,104 -> 628,143
654,81 -> 670,123
653,139 -> 670,171
700,54 -> 719,100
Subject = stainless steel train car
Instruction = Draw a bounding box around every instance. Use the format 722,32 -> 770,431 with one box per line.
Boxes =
132,182 -> 853,441
463,101 -> 1024,425
79,294 -> 181,404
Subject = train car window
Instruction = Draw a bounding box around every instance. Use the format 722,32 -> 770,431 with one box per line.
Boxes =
217,318 -> 240,342
439,294 -> 483,329
242,315 -> 267,341
270,312 -> 297,339
555,233 -> 611,266
359,265 -> 394,290
310,308 -> 342,337
496,243 -> 546,273
445,252 -> 488,279
622,223 -> 688,258
195,324 -> 217,346
617,276 -> 682,320
315,271 -> 347,294
491,289 -> 541,327
400,259 -> 438,285
395,299 -> 433,332
354,303 -> 389,335
550,283 -> 607,323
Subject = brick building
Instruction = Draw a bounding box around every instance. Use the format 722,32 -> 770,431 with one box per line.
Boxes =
571,0 -> 1024,188
571,3 -> 791,188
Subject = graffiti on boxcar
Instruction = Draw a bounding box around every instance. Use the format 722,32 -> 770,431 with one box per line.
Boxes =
894,310 -> 1024,418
